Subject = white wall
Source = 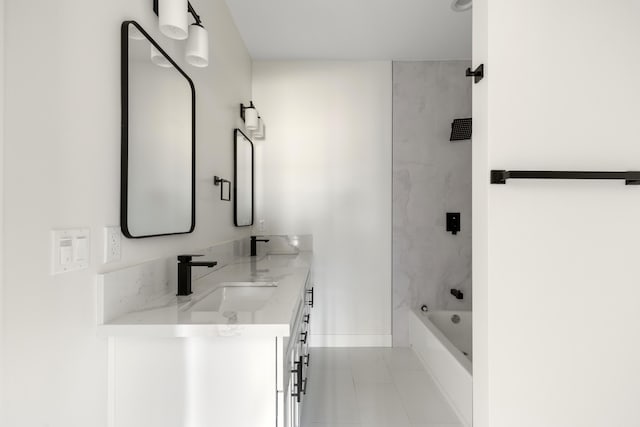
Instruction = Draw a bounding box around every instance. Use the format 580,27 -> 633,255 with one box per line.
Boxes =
474,1 -> 640,426
0,0 -> 4,419
253,61 -> 392,346
472,0 -> 489,425
1,1 -> 251,425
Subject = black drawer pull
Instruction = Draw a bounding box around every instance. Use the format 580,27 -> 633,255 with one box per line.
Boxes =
304,353 -> 310,367
306,287 -> 314,307
304,314 -> 310,324
290,356 -> 304,402
302,378 -> 308,395
300,331 -> 308,344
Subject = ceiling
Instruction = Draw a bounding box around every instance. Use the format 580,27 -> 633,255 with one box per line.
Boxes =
224,0 -> 472,60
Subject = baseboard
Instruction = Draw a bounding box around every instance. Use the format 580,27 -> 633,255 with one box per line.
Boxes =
309,334 -> 392,347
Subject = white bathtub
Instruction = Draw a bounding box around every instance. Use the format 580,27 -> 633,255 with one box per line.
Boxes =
409,309 -> 472,426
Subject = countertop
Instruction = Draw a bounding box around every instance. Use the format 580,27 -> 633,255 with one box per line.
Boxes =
98,252 -> 312,338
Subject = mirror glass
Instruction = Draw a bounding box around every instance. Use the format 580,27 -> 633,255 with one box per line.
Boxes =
234,129 -> 254,227
121,21 -> 195,238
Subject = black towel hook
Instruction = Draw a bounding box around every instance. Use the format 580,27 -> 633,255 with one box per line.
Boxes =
466,64 -> 484,84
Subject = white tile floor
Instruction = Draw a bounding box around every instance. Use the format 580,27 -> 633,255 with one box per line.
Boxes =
301,347 -> 462,427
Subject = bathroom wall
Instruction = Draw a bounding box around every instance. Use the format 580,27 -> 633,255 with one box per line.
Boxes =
1,1 -> 251,426
252,61 -> 393,346
392,61 -> 472,346
0,0 -> 4,416
473,1 -> 640,426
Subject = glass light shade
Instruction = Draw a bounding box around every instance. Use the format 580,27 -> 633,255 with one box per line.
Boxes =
150,45 -> 173,68
159,0 -> 189,40
244,107 -> 259,131
185,24 -> 209,67
252,118 -> 265,139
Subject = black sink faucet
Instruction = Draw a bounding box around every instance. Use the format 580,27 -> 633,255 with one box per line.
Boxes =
250,236 -> 270,257
177,255 -> 217,296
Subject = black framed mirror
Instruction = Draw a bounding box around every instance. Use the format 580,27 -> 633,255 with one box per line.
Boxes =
121,21 -> 196,238
234,129 -> 254,227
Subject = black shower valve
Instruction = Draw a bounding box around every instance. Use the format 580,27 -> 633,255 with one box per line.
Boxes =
446,212 -> 460,235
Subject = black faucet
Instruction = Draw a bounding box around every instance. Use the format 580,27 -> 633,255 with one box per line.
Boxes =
177,255 -> 217,296
450,289 -> 464,300
250,236 -> 270,256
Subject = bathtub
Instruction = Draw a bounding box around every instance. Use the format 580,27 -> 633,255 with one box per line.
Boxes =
409,308 -> 472,426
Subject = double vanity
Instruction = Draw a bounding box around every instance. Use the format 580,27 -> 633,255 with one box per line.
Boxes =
114,21 -> 304,427
98,236 -> 314,427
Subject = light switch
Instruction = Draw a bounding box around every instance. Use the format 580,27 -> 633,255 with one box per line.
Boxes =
74,236 -> 88,262
52,229 -> 90,275
59,239 -> 73,265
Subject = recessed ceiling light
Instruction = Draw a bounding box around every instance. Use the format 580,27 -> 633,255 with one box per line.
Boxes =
451,0 -> 472,12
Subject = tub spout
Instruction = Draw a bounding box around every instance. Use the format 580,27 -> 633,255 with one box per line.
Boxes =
450,289 -> 464,300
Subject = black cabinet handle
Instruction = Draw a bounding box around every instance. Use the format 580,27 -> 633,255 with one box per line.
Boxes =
290,356 -> 303,402
304,353 -> 310,367
304,314 -> 310,324
306,287 -> 314,307
300,331 -> 308,344
302,378 -> 308,395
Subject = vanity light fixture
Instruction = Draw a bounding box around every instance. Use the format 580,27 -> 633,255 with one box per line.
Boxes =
240,101 -> 260,131
185,23 -> 209,67
252,117 -> 266,139
156,0 -> 189,40
153,0 -> 209,67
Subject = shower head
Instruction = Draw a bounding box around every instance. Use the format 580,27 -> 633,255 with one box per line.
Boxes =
451,0 -> 472,12
450,118 -> 472,141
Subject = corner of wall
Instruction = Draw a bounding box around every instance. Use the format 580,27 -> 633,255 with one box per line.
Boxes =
472,0 -> 489,426
0,0 -> 5,420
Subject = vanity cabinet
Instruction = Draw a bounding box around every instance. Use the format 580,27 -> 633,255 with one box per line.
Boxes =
279,279 -> 314,427
104,263 -> 315,427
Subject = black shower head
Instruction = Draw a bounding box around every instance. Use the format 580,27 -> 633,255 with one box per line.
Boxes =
450,118 -> 472,141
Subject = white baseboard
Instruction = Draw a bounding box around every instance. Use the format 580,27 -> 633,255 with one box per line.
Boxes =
309,334 -> 392,347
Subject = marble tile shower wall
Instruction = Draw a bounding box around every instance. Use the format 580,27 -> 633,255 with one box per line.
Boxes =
392,61 -> 472,346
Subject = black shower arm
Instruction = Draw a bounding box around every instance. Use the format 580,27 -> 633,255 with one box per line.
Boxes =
490,170 -> 640,185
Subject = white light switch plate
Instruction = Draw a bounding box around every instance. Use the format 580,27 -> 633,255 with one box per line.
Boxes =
104,226 -> 121,263
51,228 -> 90,275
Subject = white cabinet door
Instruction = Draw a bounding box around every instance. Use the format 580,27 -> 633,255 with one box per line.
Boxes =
110,337 -> 276,427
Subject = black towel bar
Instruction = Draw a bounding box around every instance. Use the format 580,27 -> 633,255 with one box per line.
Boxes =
213,176 -> 232,201
490,170 -> 640,185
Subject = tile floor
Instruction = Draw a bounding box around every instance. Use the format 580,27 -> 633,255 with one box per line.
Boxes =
301,347 -> 462,427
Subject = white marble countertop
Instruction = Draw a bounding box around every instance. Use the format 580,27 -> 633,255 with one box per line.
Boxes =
98,253 -> 312,338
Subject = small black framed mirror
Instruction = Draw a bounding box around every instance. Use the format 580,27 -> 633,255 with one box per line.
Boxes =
121,21 -> 196,238
234,129 -> 254,227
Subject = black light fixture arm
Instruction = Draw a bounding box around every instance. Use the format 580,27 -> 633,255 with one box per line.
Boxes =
153,0 -> 203,26
491,170 -> 640,185
187,3 -> 203,25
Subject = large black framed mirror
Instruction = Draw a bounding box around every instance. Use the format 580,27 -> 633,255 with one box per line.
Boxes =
121,21 -> 196,238
234,129 -> 254,227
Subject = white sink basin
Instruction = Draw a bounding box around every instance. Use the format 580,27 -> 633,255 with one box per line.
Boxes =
190,282 -> 277,313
